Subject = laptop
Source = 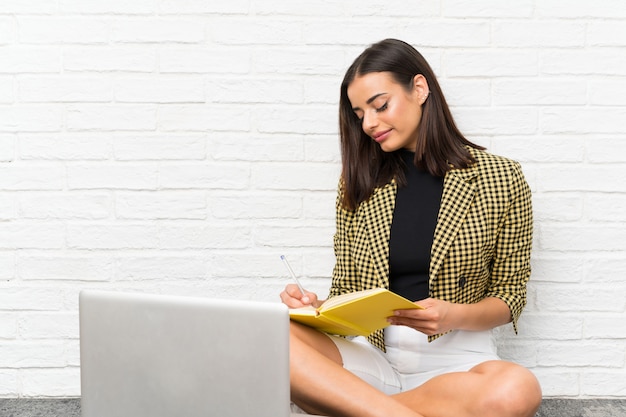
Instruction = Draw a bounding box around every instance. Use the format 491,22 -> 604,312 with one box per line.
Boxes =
80,290 -> 305,417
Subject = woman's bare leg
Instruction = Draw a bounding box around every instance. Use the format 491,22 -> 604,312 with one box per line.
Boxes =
394,360 -> 542,417
289,322 -> 423,417
290,321 -> 540,417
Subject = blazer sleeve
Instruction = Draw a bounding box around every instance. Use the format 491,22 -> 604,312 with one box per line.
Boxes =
485,161 -> 533,331
329,181 -> 360,298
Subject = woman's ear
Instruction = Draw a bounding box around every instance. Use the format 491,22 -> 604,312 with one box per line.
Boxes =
412,74 -> 430,104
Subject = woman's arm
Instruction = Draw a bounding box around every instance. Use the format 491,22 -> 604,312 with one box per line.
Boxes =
329,181 -> 360,298
388,296 -> 511,336
485,161 -> 533,331
281,181 -> 352,309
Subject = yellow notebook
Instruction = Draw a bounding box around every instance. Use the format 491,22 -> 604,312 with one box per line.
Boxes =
289,288 -> 423,337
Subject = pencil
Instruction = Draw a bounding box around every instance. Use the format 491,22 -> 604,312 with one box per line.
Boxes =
280,255 -> 307,298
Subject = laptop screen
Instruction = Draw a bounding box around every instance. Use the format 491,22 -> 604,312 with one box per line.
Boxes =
79,290 -> 291,417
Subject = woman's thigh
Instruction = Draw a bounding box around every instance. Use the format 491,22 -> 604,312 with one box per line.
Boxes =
328,335 -> 402,395
290,321 -> 343,365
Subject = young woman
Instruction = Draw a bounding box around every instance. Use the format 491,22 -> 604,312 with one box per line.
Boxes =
280,39 -> 542,417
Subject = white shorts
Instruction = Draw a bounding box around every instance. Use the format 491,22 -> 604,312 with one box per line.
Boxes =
329,325 -> 499,395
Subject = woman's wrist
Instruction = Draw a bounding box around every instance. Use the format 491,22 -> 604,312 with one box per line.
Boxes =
449,298 -> 511,332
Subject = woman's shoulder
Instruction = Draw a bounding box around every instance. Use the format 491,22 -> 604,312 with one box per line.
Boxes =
463,147 -> 530,198
466,146 -> 523,176
467,146 -> 518,166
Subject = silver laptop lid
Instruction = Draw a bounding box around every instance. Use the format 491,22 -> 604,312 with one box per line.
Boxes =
80,290 -> 290,417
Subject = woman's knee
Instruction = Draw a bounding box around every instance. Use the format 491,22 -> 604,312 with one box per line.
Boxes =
474,361 -> 542,417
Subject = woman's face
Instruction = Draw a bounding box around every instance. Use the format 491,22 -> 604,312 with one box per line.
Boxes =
347,71 -> 428,152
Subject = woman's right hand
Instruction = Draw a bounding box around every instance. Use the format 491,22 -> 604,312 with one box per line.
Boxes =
280,284 -> 320,308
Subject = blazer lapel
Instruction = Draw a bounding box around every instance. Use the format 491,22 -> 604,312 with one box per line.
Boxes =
358,181 -> 397,289
429,166 -> 478,282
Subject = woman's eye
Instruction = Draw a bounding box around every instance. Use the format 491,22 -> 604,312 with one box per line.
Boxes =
376,102 -> 388,112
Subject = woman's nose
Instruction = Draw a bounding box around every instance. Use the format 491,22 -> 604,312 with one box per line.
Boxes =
362,111 -> 378,131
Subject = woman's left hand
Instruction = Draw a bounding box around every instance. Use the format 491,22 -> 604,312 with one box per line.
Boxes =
388,296 -> 512,335
387,298 -> 459,336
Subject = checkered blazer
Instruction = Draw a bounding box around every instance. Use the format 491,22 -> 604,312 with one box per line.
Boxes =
329,147 -> 533,351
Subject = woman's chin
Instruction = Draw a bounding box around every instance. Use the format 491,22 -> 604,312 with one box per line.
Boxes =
379,143 -> 403,153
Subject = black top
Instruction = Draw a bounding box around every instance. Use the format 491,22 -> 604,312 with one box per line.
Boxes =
388,150 -> 444,301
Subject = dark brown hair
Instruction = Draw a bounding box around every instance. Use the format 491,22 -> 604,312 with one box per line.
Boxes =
339,39 -> 484,210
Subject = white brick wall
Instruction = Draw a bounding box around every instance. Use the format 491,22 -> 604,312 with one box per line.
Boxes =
1,0 -> 625,399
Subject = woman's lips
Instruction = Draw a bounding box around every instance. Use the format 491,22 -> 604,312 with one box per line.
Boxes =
373,129 -> 391,143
